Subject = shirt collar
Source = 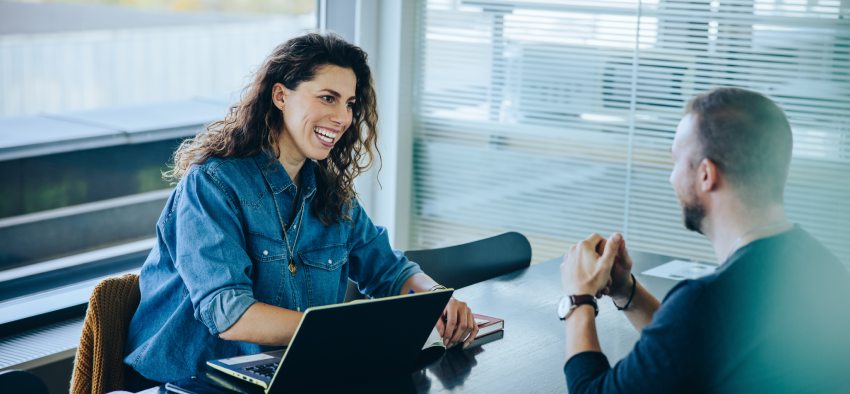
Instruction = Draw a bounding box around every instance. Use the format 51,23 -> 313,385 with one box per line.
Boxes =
253,150 -> 317,198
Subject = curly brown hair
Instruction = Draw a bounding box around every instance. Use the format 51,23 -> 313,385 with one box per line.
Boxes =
165,32 -> 379,225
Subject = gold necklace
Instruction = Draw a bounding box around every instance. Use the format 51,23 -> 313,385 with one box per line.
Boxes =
283,199 -> 304,276
725,220 -> 791,261
269,181 -> 306,276
283,202 -> 305,276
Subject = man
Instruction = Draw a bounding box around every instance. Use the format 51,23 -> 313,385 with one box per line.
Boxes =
559,88 -> 850,393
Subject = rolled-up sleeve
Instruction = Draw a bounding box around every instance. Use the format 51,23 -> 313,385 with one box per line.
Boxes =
346,200 -> 423,298
173,167 -> 257,335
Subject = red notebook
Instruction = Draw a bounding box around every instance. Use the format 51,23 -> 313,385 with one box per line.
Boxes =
420,313 -> 505,355
473,313 -> 504,338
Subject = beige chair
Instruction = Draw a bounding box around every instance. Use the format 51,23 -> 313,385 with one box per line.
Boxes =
70,273 -> 141,394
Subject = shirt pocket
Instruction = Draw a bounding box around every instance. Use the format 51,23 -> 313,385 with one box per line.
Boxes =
299,244 -> 348,305
246,232 -> 288,305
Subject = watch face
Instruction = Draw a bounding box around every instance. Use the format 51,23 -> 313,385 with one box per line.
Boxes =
557,296 -> 570,319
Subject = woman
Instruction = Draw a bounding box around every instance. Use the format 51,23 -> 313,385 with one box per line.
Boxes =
124,32 -> 478,384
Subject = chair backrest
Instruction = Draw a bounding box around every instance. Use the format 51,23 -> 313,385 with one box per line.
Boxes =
345,232 -> 532,300
70,273 -> 141,394
405,232 -> 532,289
0,369 -> 48,394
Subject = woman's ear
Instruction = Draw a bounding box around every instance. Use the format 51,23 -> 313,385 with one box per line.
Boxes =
272,83 -> 287,111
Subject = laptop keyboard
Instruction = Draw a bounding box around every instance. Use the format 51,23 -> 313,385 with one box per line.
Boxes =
246,362 -> 279,379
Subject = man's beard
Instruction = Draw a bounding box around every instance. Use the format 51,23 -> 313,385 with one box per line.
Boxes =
682,197 -> 706,235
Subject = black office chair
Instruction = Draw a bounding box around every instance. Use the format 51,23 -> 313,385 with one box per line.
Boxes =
0,369 -> 49,394
405,231 -> 531,289
345,232 -> 532,300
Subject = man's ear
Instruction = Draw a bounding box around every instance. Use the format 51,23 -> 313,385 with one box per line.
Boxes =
272,83 -> 287,111
698,158 -> 720,192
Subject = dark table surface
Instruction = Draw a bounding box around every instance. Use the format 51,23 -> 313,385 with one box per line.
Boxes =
146,251 -> 682,393
416,251 -> 680,393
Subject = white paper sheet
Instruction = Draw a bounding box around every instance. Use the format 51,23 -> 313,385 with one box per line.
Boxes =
642,259 -> 716,281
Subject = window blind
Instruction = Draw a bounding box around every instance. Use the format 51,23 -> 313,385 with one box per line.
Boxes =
411,0 -> 850,266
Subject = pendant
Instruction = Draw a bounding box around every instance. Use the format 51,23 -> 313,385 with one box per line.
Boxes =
288,259 -> 297,275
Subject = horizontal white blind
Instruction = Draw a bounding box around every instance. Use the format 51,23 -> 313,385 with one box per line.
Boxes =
412,0 -> 850,266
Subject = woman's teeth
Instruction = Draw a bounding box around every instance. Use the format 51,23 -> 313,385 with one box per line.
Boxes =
314,127 -> 337,143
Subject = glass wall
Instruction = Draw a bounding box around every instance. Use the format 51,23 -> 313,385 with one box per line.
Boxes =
411,0 -> 850,266
0,0 -> 316,326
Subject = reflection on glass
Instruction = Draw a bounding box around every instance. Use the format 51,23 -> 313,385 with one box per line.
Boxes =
1,0 -> 316,117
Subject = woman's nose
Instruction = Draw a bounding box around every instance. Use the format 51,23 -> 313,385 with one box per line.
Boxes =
330,105 -> 350,127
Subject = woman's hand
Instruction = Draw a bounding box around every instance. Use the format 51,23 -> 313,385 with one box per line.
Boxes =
401,273 -> 480,347
436,297 -> 479,348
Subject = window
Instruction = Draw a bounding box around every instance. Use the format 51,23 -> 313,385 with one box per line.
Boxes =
0,0 -> 316,330
411,0 -> 850,266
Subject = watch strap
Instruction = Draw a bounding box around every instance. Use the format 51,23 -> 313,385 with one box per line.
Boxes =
569,294 -> 599,317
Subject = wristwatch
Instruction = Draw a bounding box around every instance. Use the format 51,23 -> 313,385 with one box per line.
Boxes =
557,295 -> 598,320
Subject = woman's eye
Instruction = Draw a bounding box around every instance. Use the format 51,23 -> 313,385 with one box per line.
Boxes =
321,96 -> 334,103
346,102 -> 355,110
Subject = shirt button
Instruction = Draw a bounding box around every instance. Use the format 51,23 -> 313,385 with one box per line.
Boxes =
262,250 -> 269,256
327,259 -> 333,265
293,224 -> 297,230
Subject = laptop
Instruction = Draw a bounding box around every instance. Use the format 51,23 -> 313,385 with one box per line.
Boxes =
206,289 -> 453,393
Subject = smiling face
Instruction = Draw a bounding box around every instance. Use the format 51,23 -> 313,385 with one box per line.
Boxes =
670,113 -> 707,234
276,64 -> 357,163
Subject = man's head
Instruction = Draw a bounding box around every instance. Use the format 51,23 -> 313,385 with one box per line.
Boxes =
670,88 -> 793,233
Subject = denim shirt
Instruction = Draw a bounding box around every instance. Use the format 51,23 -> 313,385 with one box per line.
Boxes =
124,151 -> 422,382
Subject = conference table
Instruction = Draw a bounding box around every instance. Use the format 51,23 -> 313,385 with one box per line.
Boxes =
415,251 -> 680,393
145,251 -> 682,393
